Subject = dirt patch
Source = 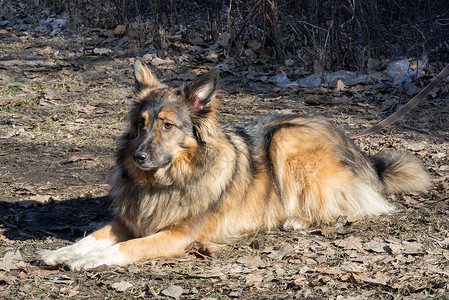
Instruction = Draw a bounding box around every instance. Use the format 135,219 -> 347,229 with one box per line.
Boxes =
1,28 -> 449,299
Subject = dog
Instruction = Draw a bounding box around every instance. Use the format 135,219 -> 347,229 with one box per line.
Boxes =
39,60 -> 431,270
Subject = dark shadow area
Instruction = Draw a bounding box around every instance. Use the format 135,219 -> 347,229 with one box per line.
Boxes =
0,195 -> 114,242
0,53 -> 119,73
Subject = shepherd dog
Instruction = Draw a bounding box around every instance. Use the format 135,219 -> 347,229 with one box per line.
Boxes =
39,60 -> 431,270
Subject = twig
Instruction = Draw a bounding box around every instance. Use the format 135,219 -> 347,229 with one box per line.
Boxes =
227,0 -> 264,56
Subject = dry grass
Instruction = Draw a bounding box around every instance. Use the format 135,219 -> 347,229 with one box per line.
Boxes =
2,0 -> 449,69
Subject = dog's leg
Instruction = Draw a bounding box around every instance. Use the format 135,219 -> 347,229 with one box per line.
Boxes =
66,227 -> 193,270
39,219 -> 133,266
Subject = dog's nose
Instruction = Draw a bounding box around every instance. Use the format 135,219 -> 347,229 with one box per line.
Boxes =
133,151 -> 148,162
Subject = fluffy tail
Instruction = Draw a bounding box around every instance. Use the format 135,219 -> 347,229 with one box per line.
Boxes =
371,151 -> 431,194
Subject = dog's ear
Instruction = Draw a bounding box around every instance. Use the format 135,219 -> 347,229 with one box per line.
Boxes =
184,69 -> 220,110
134,59 -> 161,91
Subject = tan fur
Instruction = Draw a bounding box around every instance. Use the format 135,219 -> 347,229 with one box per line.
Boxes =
90,219 -> 133,243
141,111 -> 151,127
134,60 -> 161,90
39,61 -> 431,270
118,227 -> 192,262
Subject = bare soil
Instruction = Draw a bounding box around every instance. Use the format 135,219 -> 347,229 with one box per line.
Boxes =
0,28 -> 448,299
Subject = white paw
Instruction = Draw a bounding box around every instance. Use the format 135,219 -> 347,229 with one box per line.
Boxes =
66,244 -> 125,271
39,245 -> 78,265
282,218 -> 309,230
39,236 -> 115,266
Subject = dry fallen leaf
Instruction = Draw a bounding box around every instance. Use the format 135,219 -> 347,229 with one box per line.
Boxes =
111,281 -> 133,292
0,273 -> 15,285
29,194 -> 52,203
284,59 -> 294,67
217,32 -> 230,47
265,243 -> 294,260
93,47 -> 112,55
334,236 -> 363,251
151,57 -> 175,66
321,215 -> 349,235
0,99 -> 12,105
353,271 -> 390,286
244,270 -> 266,286
205,51 -> 219,63
438,237 -> 449,249
63,154 -> 97,164
247,39 -> 262,51
186,241 -> 211,259
406,143 -> 427,152
59,285 -> 80,297
364,239 -> 388,253
0,234 -> 8,242
401,241 -> 423,255
161,285 -> 183,299
336,79 -> 345,91
114,24 -> 127,36
237,255 -> 266,268
177,72 -> 197,81
0,249 -> 27,271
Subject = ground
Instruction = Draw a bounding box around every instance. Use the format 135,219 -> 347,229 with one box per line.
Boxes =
0,28 -> 448,299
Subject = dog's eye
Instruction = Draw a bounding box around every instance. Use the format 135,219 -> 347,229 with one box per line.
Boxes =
163,122 -> 175,130
137,120 -> 145,129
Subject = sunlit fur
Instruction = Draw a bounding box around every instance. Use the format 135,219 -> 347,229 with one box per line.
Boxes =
39,60 -> 431,269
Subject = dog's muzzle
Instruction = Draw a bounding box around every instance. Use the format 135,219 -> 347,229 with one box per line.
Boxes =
132,150 -> 172,170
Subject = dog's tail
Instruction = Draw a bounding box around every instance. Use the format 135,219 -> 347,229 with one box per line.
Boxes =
371,151 -> 431,194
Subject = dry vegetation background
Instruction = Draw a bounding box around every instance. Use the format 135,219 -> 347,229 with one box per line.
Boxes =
0,0 -> 449,299
6,0 -> 449,68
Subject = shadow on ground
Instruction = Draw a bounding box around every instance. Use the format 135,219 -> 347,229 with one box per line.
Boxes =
0,196 -> 113,241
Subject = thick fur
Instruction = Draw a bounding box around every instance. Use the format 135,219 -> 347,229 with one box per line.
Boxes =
39,60 -> 431,270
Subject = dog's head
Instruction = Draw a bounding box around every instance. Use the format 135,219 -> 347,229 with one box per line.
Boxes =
127,60 -> 220,172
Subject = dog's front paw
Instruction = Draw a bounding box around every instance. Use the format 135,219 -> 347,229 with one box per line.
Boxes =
38,247 -> 74,266
39,239 -> 90,265
66,244 -> 125,271
39,236 -> 117,267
